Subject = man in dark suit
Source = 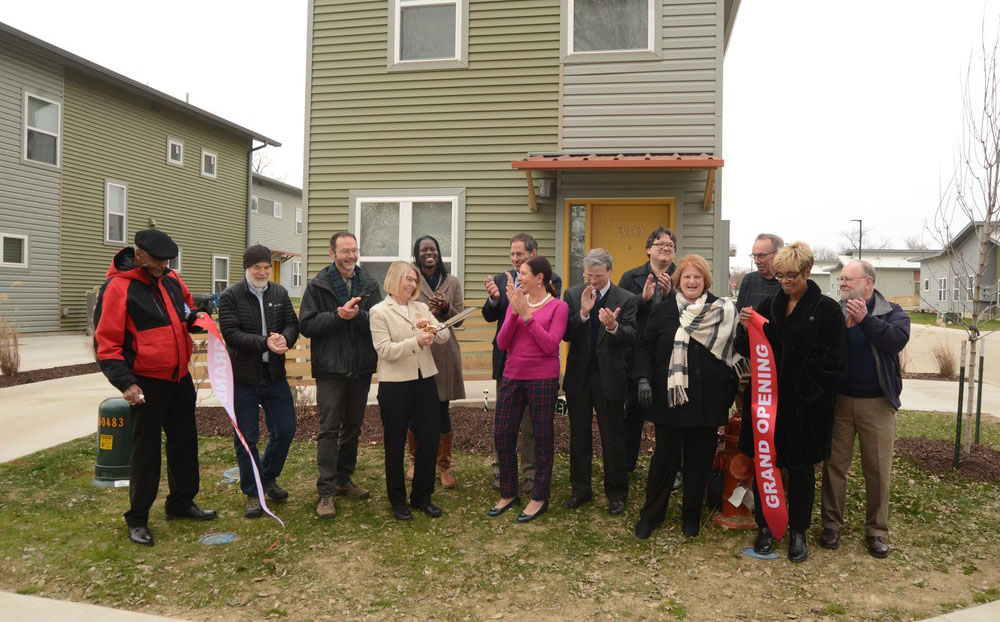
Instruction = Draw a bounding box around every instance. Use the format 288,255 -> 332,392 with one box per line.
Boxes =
617,226 -> 677,472
562,248 -> 638,514
482,232 -> 562,493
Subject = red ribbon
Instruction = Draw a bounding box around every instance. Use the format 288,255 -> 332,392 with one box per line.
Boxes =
746,310 -> 787,540
194,315 -> 284,527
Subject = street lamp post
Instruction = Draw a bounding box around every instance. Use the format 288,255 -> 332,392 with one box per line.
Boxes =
851,219 -> 863,259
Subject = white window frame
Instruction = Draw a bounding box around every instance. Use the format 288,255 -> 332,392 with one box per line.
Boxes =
251,195 -> 258,213
295,207 -> 303,234
168,249 -> 182,274
23,91 -> 62,168
0,233 -> 28,268
352,194 -> 461,281
967,274 -> 975,300
938,278 -> 947,302
564,0 -> 659,60
212,254 -> 230,293
201,149 -> 218,179
104,180 -> 128,245
923,279 -> 929,291
166,137 -> 184,167
953,277 -> 960,302
388,0 -> 469,71
274,201 -> 283,219
292,260 -> 302,288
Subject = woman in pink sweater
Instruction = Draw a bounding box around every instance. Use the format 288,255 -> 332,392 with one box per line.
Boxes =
488,256 -> 568,522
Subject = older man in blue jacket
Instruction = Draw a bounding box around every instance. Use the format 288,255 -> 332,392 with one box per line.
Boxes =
821,260 -> 910,559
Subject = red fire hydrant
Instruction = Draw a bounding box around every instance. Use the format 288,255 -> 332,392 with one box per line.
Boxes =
713,409 -> 757,529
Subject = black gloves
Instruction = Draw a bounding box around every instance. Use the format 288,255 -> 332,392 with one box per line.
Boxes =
637,378 -> 653,407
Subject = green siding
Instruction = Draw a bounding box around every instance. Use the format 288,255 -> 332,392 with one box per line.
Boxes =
60,69 -> 250,330
307,0 -> 561,289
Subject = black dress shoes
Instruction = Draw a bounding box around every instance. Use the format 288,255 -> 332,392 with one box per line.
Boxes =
392,505 -> 413,521
517,500 -> 548,523
488,496 -> 520,517
608,500 -> 625,515
867,535 -> 890,558
634,519 -> 653,540
681,521 -> 700,537
562,494 -> 592,509
819,528 -> 841,550
410,502 -> 443,518
788,530 -> 808,563
166,504 -> 218,521
753,526 -> 774,554
129,525 -> 154,546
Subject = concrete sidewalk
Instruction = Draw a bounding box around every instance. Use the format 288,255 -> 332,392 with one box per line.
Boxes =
0,591 -> 185,621
17,332 -> 94,371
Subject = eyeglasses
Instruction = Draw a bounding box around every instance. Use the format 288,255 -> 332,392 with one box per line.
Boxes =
774,272 -> 801,282
838,276 -> 867,283
749,251 -> 776,261
651,242 -> 675,249
335,248 -> 360,256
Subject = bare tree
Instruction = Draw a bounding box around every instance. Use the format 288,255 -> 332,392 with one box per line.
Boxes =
902,234 -> 929,250
924,23 -> 1000,457
811,245 -> 839,262
253,151 -> 287,182
839,225 -> 891,253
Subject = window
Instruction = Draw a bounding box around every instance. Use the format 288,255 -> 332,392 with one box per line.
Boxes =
938,278 -> 947,302
212,255 -> 229,293
0,233 -> 27,268
967,275 -> 975,300
251,196 -> 258,213
105,181 -> 128,244
923,279 -> 929,291
274,201 -> 283,219
201,149 -> 217,179
953,277 -> 960,302
295,208 -> 303,234
168,249 -> 181,274
24,92 -> 61,167
353,194 -> 459,293
166,137 -> 183,166
389,0 -> 468,70
292,260 -> 302,288
569,0 -> 654,54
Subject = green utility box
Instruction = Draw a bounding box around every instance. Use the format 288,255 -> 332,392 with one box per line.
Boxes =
93,397 -> 133,487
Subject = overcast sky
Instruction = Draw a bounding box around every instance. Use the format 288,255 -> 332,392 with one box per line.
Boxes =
3,1 -> 998,268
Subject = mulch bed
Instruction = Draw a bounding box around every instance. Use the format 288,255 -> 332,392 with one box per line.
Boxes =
902,372 -> 955,381
196,405 -> 656,459
896,436 -> 1000,481
0,363 -> 100,388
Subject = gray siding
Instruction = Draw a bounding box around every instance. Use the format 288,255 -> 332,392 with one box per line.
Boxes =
250,178 -> 306,297
561,0 -> 721,153
919,234 -> 999,315
0,35 -> 62,332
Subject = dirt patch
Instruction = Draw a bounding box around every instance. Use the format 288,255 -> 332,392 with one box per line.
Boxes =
903,372 -> 955,381
897,436 -> 1000,481
0,362 -> 100,388
196,405 -> 656,458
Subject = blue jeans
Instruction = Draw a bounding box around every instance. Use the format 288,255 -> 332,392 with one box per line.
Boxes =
233,374 -> 297,496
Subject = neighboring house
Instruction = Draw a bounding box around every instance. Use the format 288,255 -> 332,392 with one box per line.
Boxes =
304,0 -> 741,295
916,221 -> 999,317
827,250 -> 922,308
250,173 -> 306,298
810,260 -> 838,297
0,22 -> 279,332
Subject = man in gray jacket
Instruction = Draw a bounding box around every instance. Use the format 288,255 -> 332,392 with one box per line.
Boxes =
299,231 -> 382,519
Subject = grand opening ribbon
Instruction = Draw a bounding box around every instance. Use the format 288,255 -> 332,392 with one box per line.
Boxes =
746,309 -> 787,540
194,315 -> 284,527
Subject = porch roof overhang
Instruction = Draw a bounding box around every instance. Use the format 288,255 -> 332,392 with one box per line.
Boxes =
511,153 -> 724,212
270,249 -> 301,262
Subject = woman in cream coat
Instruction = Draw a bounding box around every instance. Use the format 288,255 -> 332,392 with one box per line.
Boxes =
370,261 -> 451,520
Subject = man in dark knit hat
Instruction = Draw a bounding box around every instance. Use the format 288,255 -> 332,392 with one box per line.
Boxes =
94,228 -> 217,547
218,245 -> 299,518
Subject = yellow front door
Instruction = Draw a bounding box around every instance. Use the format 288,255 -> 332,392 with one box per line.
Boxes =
271,256 -> 281,283
562,199 -> 675,289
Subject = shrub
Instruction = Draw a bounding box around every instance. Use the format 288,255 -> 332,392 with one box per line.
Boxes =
932,342 -> 957,379
0,317 -> 21,377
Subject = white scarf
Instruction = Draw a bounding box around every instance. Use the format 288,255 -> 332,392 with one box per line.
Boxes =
667,293 -> 742,407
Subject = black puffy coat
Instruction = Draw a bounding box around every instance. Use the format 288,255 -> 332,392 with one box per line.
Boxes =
634,291 -> 738,427
737,280 -> 845,467
218,279 -> 299,385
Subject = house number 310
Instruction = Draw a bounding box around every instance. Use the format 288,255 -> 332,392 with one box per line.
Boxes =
617,225 -> 644,238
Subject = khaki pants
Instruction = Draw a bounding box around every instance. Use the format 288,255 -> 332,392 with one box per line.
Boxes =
821,395 -> 896,538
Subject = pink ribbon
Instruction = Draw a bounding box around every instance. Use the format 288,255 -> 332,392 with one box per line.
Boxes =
194,316 -> 284,527
747,310 -> 787,540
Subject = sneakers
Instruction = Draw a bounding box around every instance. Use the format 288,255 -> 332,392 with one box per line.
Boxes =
335,480 -> 371,499
264,481 -> 289,501
316,496 -> 336,519
245,495 -> 264,519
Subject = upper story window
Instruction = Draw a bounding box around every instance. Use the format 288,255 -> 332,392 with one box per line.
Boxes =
571,0 -> 653,53
295,208 -> 303,234
24,92 -> 61,167
105,180 -> 128,245
251,196 -> 259,213
1,233 -> 28,268
201,149 -> 218,179
166,137 -> 184,167
274,201 -> 283,219
389,0 -> 469,71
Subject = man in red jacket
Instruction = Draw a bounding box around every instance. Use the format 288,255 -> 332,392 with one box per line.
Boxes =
94,229 -> 216,546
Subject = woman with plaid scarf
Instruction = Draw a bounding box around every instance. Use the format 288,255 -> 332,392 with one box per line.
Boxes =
633,255 -> 741,540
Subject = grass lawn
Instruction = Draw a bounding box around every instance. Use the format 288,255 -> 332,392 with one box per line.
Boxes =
1,411 -> 998,621
908,312 -> 1000,332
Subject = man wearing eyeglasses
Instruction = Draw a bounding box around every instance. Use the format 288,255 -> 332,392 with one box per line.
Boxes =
820,260 -> 909,559
735,233 -> 784,314
617,226 -> 678,472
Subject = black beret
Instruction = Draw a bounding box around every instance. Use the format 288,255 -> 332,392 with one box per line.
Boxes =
134,229 -> 178,260
243,244 -> 272,269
